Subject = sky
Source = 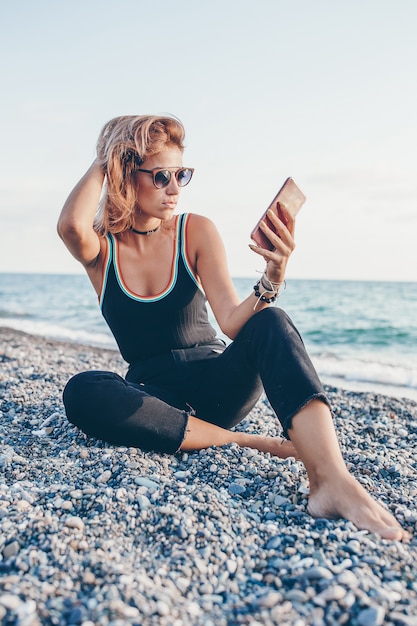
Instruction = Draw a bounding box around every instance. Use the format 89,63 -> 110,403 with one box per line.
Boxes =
0,0 -> 416,281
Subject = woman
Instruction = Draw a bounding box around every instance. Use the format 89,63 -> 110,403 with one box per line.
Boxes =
58,114 -> 407,540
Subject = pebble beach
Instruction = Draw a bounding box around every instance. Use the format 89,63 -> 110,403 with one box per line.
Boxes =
1,326 -> 417,626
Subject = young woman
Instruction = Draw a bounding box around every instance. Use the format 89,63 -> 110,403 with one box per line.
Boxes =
58,114 -> 407,540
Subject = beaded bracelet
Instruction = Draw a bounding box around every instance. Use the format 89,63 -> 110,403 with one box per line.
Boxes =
253,282 -> 277,303
252,271 -> 286,310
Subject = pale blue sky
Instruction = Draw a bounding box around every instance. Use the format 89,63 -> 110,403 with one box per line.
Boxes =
1,0 -> 416,280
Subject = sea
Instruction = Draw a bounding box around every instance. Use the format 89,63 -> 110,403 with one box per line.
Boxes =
1,273 -> 416,402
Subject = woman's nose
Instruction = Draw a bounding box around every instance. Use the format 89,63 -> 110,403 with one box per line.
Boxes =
166,176 -> 180,194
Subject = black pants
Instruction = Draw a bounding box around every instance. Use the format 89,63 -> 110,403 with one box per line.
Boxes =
63,308 -> 329,453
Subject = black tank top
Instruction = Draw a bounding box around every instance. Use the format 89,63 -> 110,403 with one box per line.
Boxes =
100,213 -> 217,364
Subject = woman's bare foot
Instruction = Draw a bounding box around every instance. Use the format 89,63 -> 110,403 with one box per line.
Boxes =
243,434 -> 299,459
286,400 -> 411,541
307,471 -> 410,541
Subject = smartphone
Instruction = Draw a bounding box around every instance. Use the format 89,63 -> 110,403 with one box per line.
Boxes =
250,177 -> 306,251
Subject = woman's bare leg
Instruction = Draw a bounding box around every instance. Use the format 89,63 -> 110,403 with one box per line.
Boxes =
181,405 -> 409,540
180,415 -> 298,459
288,400 -> 409,541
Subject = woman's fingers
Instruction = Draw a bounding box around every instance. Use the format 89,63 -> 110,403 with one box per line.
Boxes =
258,209 -> 295,254
248,202 -> 297,279
267,202 -> 296,240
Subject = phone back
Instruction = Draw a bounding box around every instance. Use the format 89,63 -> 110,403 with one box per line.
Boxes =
250,177 -> 306,250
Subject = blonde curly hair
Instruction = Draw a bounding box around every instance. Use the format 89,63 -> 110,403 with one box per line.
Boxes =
94,115 -> 185,235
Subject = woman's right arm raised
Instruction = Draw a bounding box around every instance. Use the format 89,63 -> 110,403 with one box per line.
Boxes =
57,160 -> 104,267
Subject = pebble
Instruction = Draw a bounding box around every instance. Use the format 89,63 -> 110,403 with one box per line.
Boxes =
314,584 -> 347,604
228,482 -> 246,495
345,539 -> 361,554
174,470 -> 190,480
64,516 -> 85,532
389,614 -> 417,626
285,589 -> 309,603
226,559 -> 237,575
302,566 -> 334,580
0,594 -> 22,610
253,591 -> 282,608
274,495 -> 290,506
1,327 -> 417,625
336,569 -> 359,588
134,476 -> 159,490
2,540 -> 20,559
97,470 -> 112,483
356,606 -> 386,626
137,494 -> 151,510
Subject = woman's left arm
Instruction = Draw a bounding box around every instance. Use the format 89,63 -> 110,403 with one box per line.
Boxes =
188,207 -> 296,339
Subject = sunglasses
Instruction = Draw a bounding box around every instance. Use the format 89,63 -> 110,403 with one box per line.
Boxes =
136,167 -> 194,189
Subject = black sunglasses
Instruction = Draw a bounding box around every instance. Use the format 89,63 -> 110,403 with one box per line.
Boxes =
136,167 -> 194,189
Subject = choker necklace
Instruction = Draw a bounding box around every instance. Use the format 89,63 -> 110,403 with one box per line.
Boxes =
130,225 -> 161,236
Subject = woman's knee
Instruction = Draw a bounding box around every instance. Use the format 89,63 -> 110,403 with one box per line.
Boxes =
257,306 -> 292,325
63,370 -> 122,425
244,307 -> 297,339
62,370 -> 188,453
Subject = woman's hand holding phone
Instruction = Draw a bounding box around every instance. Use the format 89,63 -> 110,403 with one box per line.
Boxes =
249,202 -> 296,282
249,178 -> 306,283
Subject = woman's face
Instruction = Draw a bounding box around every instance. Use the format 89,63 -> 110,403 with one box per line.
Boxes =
134,145 -> 184,222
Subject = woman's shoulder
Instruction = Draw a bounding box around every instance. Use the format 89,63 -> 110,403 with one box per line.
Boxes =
182,213 -> 224,259
182,212 -> 218,233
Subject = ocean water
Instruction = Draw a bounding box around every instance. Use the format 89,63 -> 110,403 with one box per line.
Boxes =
1,272 -> 416,402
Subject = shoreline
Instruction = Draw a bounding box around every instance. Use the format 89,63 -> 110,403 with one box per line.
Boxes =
2,321 -> 417,404
1,326 -> 417,625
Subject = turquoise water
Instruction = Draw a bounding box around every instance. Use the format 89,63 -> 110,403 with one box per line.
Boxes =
0,273 -> 416,401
